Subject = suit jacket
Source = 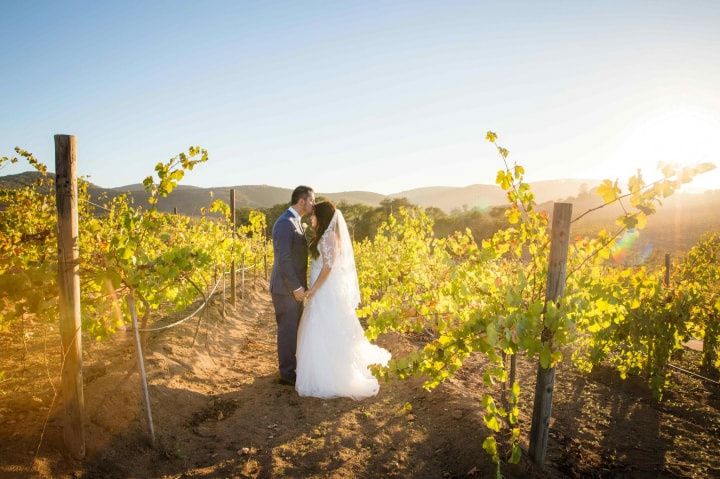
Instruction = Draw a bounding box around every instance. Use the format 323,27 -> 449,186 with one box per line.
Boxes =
269,209 -> 308,296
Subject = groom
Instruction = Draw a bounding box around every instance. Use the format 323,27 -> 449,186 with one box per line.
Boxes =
269,185 -> 315,386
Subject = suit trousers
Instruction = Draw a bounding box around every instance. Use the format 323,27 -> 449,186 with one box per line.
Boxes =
271,293 -> 303,382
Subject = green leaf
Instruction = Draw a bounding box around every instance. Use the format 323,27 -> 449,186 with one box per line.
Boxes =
539,344 -> 551,369
482,435 -> 498,457
513,165 -> 524,179
485,322 -> 498,347
509,443 -> 522,464
484,414 -> 500,432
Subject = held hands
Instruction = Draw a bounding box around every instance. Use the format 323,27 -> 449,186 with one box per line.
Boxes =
293,287 -> 318,302
293,287 -> 306,301
305,287 -> 317,301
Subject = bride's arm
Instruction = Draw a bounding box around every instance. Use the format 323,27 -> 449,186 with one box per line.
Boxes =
307,264 -> 331,300
306,229 -> 339,299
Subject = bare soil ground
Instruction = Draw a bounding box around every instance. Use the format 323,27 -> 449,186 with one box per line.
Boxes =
1,278 -> 719,478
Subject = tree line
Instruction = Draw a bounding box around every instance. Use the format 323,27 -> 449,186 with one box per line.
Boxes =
235,197 -> 510,243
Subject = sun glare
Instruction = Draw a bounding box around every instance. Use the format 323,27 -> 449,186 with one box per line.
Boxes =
611,106 -> 720,191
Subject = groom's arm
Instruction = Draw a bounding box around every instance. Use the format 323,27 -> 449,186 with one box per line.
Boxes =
273,220 -> 303,294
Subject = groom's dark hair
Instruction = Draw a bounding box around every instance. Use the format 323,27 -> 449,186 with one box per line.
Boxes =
291,185 -> 314,205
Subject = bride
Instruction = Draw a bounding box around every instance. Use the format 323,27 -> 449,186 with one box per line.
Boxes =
295,201 -> 391,400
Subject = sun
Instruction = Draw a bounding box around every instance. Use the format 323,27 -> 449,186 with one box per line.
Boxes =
611,105 -> 720,191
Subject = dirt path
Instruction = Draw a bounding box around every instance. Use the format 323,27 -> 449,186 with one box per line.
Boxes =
1,279 -> 719,478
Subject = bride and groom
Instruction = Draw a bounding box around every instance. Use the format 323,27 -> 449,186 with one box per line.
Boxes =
269,186 -> 391,400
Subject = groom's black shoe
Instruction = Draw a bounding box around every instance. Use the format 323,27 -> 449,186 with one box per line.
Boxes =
275,374 -> 296,387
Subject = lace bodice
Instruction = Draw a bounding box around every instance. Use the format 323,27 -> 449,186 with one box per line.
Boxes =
319,225 -> 337,268
308,209 -> 360,308
310,227 -> 338,282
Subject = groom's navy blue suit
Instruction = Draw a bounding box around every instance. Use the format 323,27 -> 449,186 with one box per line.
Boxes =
269,208 -> 308,383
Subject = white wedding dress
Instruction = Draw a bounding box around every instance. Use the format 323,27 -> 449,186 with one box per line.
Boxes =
295,209 -> 391,400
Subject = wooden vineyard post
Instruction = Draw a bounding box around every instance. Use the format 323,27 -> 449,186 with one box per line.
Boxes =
263,239 -> 269,280
253,254 -> 257,290
128,294 -> 156,447
173,207 -> 177,215
54,134 -> 86,459
241,252 -> 246,301
230,189 -> 237,308
664,253 -> 671,287
529,202 -> 572,466
222,266 -> 227,318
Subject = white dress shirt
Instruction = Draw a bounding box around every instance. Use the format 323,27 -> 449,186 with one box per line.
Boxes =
288,206 -> 303,232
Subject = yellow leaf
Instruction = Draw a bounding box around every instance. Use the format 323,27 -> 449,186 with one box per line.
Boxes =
635,212 -> 647,230
506,208 -> 521,224
597,179 -> 619,203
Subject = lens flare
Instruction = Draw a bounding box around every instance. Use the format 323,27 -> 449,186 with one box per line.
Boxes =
611,229 -> 654,265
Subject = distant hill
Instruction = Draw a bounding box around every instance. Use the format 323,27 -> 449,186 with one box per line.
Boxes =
141,185 -> 387,213
0,173 -> 387,213
3,170 -> 718,256
1,171 -> 597,214
394,179 -> 598,212
539,188 -> 720,259
112,183 -> 204,192
0,171 -> 47,189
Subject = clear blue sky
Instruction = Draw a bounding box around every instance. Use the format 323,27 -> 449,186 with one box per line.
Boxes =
1,1 -> 719,193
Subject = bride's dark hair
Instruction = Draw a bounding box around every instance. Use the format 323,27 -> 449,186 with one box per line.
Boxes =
309,201 -> 336,258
